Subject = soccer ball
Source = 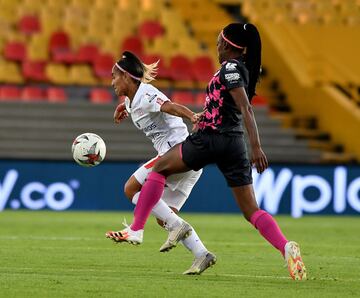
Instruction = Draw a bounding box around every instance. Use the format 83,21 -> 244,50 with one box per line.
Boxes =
72,133 -> 106,167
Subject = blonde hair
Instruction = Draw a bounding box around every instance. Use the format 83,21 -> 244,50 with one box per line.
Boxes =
141,60 -> 159,83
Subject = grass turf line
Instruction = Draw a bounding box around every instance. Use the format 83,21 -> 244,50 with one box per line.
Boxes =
0,211 -> 359,297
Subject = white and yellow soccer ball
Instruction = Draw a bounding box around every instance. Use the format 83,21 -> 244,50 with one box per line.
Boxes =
72,133 -> 106,167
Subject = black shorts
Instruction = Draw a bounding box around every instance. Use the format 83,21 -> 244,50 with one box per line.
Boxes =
181,130 -> 252,187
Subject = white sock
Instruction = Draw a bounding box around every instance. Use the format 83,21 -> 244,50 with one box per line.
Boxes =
132,192 -> 181,228
132,191 -> 208,258
181,229 -> 208,258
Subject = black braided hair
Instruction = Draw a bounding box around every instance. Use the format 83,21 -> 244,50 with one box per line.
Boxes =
222,23 -> 262,100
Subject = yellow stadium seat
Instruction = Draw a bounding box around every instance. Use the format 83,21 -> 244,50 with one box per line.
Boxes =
40,6 -> 64,35
27,35 -> 49,60
69,65 -> 98,85
46,63 -> 70,85
0,60 -> 24,84
0,4 -> 19,24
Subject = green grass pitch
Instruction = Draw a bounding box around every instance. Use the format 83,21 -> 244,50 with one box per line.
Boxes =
0,211 -> 359,297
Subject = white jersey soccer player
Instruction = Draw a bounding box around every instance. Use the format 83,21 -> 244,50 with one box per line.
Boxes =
124,82 -> 202,211
106,50 -> 216,275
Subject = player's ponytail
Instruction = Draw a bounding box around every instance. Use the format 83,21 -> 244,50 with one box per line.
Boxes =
141,60 -> 158,83
114,51 -> 158,84
242,24 -> 261,101
222,23 -> 262,100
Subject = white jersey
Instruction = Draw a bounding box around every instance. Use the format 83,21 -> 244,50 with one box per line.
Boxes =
124,83 -> 189,155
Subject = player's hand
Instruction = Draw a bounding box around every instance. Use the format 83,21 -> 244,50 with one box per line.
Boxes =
114,102 -> 128,124
190,112 -> 203,131
251,146 -> 268,174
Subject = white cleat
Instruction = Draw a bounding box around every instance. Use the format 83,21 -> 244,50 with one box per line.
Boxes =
183,252 -> 217,275
284,241 -> 307,280
106,220 -> 143,245
159,221 -> 192,252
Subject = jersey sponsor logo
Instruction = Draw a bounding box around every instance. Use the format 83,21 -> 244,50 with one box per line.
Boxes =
225,62 -> 237,70
149,132 -> 162,140
148,94 -> 157,103
144,122 -> 157,132
225,73 -> 240,82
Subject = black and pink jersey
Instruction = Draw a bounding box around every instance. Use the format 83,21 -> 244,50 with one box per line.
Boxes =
198,57 -> 249,134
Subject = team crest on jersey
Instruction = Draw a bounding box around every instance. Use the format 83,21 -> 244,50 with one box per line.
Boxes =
225,62 -> 237,70
156,98 -> 165,105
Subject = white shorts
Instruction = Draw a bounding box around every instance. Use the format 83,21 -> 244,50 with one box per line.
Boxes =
133,156 -> 202,210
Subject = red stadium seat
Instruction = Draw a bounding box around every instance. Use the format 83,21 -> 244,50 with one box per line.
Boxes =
49,31 -> 75,63
0,86 -> 21,101
18,15 -> 41,35
169,55 -> 194,81
192,56 -> 215,83
22,60 -> 47,82
139,20 -> 164,40
49,31 -> 70,53
121,36 -> 144,57
171,91 -> 195,105
76,44 -> 99,64
4,42 -> 27,62
90,88 -> 113,104
46,87 -> 68,103
21,87 -> 45,101
93,54 -> 114,79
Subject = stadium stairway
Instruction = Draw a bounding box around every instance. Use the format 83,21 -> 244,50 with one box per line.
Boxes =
0,101 -> 321,163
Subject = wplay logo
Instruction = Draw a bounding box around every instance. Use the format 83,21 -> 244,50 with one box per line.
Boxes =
0,169 -> 80,211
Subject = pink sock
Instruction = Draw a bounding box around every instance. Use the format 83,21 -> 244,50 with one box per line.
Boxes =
250,210 -> 288,256
131,172 -> 165,231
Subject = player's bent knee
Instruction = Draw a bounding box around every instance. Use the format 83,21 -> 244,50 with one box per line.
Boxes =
124,178 -> 140,201
156,218 -> 165,227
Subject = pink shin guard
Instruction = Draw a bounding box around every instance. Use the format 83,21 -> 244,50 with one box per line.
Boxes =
250,210 -> 288,256
131,172 -> 165,231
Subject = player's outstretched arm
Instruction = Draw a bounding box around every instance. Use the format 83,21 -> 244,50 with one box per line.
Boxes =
113,102 -> 129,124
230,87 -> 268,173
160,101 -> 200,125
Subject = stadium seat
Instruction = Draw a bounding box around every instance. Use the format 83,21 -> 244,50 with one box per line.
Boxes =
4,42 -> 27,62
52,50 -> 76,64
46,63 -> 70,85
46,87 -> 68,102
93,53 -> 114,79
121,36 -> 144,57
70,65 -> 98,85
49,31 -> 71,59
169,54 -> 194,81
192,55 -> 215,83
27,35 -> 49,60
138,20 -> 164,40
22,60 -> 48,82
89,88 -> 114,103
76,44 -> 99,64
21,87 -> 45,101
0,86 -> 21,101
0,62 -> 24,84
171,91 -> 195,105
18,15 -> 41,35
